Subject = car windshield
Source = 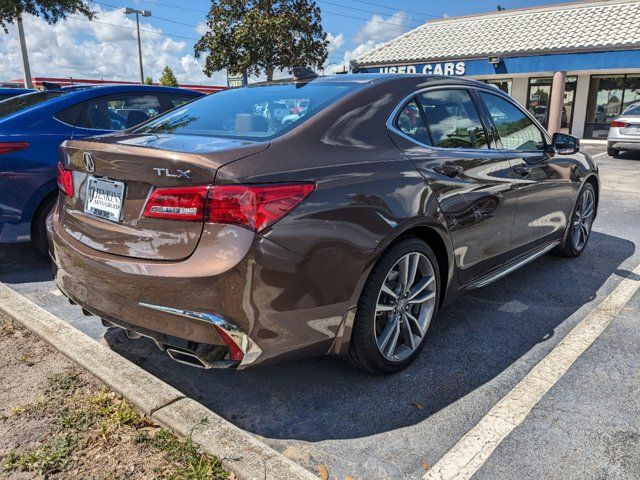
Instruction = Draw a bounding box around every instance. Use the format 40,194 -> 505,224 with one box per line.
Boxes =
623,104 -> 640,116
0,90 -> 69,119
135,81 -> 361,140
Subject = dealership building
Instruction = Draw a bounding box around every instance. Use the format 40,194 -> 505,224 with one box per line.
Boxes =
352,0 -> 640,139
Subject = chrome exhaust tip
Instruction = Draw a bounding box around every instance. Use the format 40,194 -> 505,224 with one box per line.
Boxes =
163,345 -> 238,369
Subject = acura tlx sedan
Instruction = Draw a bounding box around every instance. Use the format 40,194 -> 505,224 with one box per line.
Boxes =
49,74 -> 599,374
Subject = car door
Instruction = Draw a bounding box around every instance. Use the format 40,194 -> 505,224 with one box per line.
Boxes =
476,90 -> 575,253
71,93 -> 163,139
389,87 -> 518,285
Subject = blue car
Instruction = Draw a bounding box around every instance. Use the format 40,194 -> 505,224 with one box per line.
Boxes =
0,88 -> 35,101
0,84 -> 202,251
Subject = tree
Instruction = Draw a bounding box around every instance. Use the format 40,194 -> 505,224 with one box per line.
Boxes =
0,0 -> 94,33
159,66 -> 178,87
144,76 -> 153,85
195,0 -> 328,82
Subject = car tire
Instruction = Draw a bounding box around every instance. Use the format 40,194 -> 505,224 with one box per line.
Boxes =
607,146 -> 619,158
31,193 -> 56,255
555,183 -> 596,258
347,236 -> 440,374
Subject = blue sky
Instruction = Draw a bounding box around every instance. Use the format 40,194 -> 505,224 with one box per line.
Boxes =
1,0 -> 562,85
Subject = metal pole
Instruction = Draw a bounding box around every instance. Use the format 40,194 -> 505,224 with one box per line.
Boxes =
16,14 -> 33,89
548,71 -> 567,135
135,13 -> 144,84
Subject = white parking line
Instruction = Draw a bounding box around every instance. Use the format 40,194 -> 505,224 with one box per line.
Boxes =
424,263 -> 640,480
592,151 -> 609,158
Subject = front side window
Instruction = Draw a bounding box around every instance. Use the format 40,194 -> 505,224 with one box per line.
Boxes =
166,94 -> 197,108
394,99 -> 430,145
417,89 -> 488,149
76,94 -> 162,130
135,82 -> 361,141
480,92 -> 545,152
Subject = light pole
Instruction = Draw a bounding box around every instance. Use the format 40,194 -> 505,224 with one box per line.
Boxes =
16,14 -> 33,89
125,8 -> 151,84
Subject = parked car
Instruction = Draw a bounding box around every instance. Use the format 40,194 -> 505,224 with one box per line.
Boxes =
49,74 -> 599,373
607,102 -> 640,157
0,84 -> 202,251
0,87 -> 35,102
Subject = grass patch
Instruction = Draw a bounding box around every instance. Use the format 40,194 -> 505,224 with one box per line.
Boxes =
3,433 -> 78,475
1,368 -> 228,479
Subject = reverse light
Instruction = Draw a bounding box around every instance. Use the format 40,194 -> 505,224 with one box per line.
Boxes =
142,186 -> 209,221
610,120 -> 628,128
0,142 -> 29,155
56,162 -> 74,198
207,183 -> 315,232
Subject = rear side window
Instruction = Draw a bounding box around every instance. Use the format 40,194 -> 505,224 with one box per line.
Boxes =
394,99 -> 430,145
54,102 -> 84,126
479,92 -> 545,152
417,89 -> 488,149
76,94 -> 162,131
165,94 -> 197,108
0,90 -> 69,120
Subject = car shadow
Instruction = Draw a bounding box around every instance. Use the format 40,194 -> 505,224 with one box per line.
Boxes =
0,243 -> 52,283
104,230 -> 636,442
617,151 -> 640,161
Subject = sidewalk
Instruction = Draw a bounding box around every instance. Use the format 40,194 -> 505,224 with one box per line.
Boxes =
0,313 -> 230,480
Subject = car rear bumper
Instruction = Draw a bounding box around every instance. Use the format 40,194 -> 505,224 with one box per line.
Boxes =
48,204 -> 354,368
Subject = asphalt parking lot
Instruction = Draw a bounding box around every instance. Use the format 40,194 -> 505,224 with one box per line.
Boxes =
1,143 -> 639,480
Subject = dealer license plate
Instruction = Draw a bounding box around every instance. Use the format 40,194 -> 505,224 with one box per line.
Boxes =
84,176 -> 125,222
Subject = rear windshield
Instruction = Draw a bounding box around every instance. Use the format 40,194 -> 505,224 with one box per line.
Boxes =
135,82 -> 361,141
623,104 -> 640,116
0,90 -> 69,119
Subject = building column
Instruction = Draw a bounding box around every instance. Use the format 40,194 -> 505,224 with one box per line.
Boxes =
547,71 -> 566,135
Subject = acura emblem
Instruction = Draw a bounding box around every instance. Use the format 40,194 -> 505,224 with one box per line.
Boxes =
83,152 -> 95,173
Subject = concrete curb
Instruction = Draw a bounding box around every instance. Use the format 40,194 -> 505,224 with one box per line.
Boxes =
0,283 -> 317,480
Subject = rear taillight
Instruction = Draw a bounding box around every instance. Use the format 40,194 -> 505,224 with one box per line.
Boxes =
611,120 -> 627,128
0,142 -> 29,155
142,186 -> 209,221
142,183 -> 315,231
57,162 -> 74,198
207,183 -> 315,231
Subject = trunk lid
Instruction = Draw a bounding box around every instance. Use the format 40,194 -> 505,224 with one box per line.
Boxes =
59,133 -> 268,261
618,115 -> 640,136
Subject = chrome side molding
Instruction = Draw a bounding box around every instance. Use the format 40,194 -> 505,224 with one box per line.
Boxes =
465,241 -> 560,289
137,302 -> 262,369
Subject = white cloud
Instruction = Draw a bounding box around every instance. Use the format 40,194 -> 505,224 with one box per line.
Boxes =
0,7 -> 225,86
326,32 -> 344,53
323,11 -> 415,74
354,11 -> 413,44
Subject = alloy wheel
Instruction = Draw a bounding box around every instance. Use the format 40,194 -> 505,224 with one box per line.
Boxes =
572,188 -> 595,251
374,252 -> 437,362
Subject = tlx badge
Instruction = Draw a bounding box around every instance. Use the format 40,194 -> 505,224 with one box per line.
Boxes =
153,168 -> 191,179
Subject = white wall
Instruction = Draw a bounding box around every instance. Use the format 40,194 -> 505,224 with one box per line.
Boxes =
571,74 -> 591,139
510,77 -> 529,108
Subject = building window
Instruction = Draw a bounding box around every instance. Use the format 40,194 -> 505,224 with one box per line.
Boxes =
526,77 -> 577,134
483,79 -> 512,95
585,74 -> 640,139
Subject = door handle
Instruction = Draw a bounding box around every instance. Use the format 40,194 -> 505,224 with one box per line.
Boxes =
433,163 -> 464,177
513,164 -> 532,176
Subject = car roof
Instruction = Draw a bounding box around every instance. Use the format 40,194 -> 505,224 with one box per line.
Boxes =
0,88 -> 34,94
50,84 -> 202,95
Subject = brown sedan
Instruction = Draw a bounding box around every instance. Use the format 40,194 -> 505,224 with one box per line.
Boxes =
49,74 -> 599,373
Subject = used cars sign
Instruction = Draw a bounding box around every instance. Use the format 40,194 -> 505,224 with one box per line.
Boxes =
376,62 -> 466,76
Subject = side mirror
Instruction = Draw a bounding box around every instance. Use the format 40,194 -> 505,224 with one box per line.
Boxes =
552,132 -> 580,155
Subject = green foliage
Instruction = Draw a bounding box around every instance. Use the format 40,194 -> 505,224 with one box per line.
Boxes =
195,0 -> 328,81
3,433 -> 78,475
144,75 -> 153,85
159,65 -> 179,87
0,0 -> 95,33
